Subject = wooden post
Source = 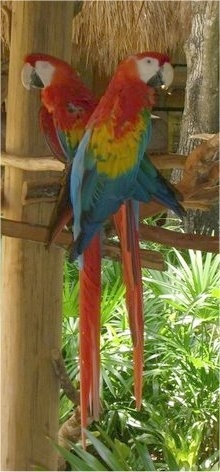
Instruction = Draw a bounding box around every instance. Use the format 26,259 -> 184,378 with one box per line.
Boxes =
1,2 -> 74,470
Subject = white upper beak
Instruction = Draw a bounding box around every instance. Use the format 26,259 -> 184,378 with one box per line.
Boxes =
161,62 -> 174,88
21,63 -> 34,90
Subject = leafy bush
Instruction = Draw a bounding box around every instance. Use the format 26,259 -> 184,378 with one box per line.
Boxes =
60,249 -> 219,470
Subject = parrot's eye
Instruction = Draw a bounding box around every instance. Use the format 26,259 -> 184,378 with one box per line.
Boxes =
67,103 -> 77,113
146,59 -> 152,64
67,103 -> 83,115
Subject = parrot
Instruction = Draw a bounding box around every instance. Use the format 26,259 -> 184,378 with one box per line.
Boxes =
21,53 -> 98,244
21,53 -> 148,446
68,52 -> 185,402
70,51 -> 184,259
21,54 -> 101,447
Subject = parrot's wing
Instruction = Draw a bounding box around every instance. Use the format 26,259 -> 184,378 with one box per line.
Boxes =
134,155 -> 186,218
70,128 -> 93,240
55,102 -> 90,162
39,106 -> 67,163
39,105 -> 74,245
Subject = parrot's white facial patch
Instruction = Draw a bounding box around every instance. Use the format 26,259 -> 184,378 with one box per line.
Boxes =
136,57 -> 174,88
34,60 -> 55,87
136,57 -> 160,84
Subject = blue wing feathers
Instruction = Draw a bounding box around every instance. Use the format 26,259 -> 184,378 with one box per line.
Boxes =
134,155 -> 185,218
70,129 -> 92,239
56,129 -> 77,161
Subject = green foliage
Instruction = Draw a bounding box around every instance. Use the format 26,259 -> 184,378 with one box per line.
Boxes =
61,249 -> 219,471
52,428 -> 157,471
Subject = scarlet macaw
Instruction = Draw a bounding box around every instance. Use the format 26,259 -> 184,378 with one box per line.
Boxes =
70,52 -> 184,257
21,55 -> 101,445
68,52 -> 184,413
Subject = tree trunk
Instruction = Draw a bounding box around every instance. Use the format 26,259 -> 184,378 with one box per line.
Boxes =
1,2 -> 74,470
172,1 -> 219,234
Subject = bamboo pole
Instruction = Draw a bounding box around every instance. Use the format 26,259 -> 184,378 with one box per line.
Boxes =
1,2 -> 74,470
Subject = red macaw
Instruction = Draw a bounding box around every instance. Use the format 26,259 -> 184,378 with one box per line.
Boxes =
70,52 -> 184,255
21,53 -> 149,446
21,55 -> 101,447
69,52 -> 184,411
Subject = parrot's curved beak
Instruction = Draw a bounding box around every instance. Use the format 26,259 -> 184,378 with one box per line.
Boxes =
147,62 -> 174,89
21,63 -> 44,90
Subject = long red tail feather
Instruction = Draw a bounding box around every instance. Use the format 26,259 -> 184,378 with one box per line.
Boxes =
113,201 -> 144,409
79,233 -> 101,448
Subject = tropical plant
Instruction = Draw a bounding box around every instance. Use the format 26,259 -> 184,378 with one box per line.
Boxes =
140,249 -> 219,470
52,427 -> 158,471
60,248 -> 219,470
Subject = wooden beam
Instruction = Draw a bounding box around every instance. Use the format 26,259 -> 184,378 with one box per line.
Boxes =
1,150 -> 187,171
103,240 -> 165,270
139,199 -> 214,219
149,153 -> 186,169
139,224 -> 219,253
1,217 -> 70,246
1,151 -> 64,172
51,349 -> 80,406
178,133 -> 219,198
190,133 -> 216,140
21,179 -> 60,205
1,218 -> 165,270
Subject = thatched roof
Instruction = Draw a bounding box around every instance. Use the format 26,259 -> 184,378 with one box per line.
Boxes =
1,1 -> 11,60
72,1 -> 192,74
1,1 -> 192,75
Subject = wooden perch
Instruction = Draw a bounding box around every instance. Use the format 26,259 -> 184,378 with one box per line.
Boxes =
181,200 -> 215,211
57,408 -> 82,470
1,152 -> 64,172
1,217 -> 218,255
21,179 -> 61,205
1,218 -> 165,270
139,196 -> 216,218
186,185 -> 219,202
1,150 -> 186,172
139,223 -> 219,253
190,133 -> 216,141
103,240 -> 165,270
57,407 -> 93,470
140,201 -> 168,219
149,153 -> 186,169
178,133 -> 219,199
51,349 -> 80,405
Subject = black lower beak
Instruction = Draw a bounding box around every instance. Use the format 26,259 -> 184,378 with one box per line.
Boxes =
147,70 -> 164,88
30,69 -> 44,89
